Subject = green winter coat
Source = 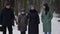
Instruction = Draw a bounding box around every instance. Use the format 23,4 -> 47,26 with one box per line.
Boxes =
41,9 -> 53,32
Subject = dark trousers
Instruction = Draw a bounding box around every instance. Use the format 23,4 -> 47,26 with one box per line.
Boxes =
3,25 -> 12,34
21,31 -> 26,34
44,32 -> 51,34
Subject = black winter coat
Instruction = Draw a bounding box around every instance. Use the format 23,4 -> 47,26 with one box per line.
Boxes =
28,9 -> 40,34
0,10 -> 2,25
1,7 -> 15,26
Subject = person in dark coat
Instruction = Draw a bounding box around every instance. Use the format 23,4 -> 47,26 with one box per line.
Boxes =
0,15 -> 1,25
0,10 -> 3,31
41,3 -> 53,34
18,9 -> 28,34
1,2 -> 15,34
28,6 -> 40,34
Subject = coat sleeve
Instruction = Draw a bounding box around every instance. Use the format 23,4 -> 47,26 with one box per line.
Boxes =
46,9 -> 53,24
25,15 -> 28,25
36,12 -> 40,24
11,9 -> 15,20
0,9 -> 3,25
41,11 -> 46,23
11,9 -> 15,25
26,13 -> 30,25
18,15 -> 21,25
48,11 -> 53,22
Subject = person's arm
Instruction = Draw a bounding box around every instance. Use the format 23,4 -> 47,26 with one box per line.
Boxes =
0,9 -> 4,25
18,15 -> 21,25
36,12 -> 40,24
48,11 -> 53,21
11,9 -> 15,26
46,10 -> 53,24
11,9 -> 15,20
41,11 -> 45,23
26,13 -> 30,25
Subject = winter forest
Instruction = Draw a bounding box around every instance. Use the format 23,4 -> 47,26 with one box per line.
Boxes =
0,0 -> 60,34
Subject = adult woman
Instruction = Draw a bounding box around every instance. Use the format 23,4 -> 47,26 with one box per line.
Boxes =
28,6 -> 40,34
41,3 -> 53,34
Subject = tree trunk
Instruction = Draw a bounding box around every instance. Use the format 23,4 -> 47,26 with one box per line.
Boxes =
54,0 -> 60,14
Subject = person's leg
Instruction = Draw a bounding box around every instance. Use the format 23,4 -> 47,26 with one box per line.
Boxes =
23,31 -> 26,34
8,25 -> 13,34
21,32 -> 23,34
3,26 -> 6,34
44,32 -> 47,34
21,31 -> 26,34
48,32 -> 51,34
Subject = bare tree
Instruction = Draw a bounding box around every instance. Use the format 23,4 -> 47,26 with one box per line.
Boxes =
54,0 -> 60,14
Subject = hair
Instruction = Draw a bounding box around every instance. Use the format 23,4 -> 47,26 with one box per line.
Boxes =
5,2 -> 11,6
44,3 -> 49,15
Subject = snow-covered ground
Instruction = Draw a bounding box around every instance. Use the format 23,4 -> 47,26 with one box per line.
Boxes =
0,13 -> 60,34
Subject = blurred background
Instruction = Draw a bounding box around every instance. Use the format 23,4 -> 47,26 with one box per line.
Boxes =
0,0 -> 56,15
0,0 -> 60,16
0,0 -> 60,15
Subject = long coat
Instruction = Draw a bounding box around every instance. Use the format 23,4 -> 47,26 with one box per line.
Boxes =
18,14 -> 28,32
0,10 -> 2,25
41,9 -> 53,32
1,7 -> 15,26
28,9 -> 40,34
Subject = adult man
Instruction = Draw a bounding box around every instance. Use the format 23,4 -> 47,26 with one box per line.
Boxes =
1,2 -> 15,34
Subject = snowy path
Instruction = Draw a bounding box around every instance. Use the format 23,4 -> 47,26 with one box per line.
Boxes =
0,13 -> 60,34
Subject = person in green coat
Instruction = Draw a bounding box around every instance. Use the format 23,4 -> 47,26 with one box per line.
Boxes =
41,3 -> 53,34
